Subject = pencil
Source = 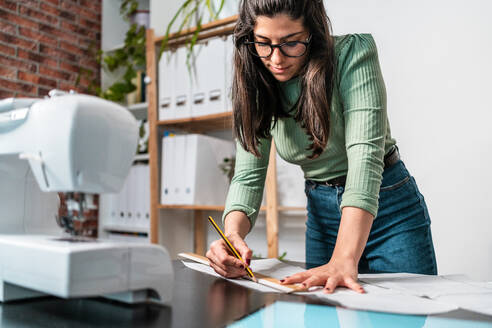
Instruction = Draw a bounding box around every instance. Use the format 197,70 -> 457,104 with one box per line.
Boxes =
207,216 -> 257,282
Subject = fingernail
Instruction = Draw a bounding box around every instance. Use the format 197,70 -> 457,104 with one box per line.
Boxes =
280,279 -> 285,283
301,283 -> 307,287
246,259 -> 251,265
325,287 -> 330,291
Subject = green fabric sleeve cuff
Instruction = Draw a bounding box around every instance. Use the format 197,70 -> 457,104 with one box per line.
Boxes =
340,191 -> 379,218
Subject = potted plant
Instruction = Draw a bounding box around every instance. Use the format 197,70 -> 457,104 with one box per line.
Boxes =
79,0 -> 231,102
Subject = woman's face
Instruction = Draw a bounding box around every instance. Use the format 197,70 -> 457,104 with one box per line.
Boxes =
253,14 -> 309,82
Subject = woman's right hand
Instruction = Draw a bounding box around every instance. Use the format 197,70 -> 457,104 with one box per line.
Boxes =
206,232 -> 252,278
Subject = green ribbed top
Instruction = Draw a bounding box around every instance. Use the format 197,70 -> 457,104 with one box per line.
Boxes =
223,34 -> 396,227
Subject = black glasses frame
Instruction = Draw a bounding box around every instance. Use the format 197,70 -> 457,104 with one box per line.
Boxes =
244,35 -> 312,58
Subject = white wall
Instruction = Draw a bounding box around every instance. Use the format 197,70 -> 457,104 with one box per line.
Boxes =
326,0 -> 492,280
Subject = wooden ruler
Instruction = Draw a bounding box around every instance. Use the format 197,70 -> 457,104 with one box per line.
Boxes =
178,252 -> 307,293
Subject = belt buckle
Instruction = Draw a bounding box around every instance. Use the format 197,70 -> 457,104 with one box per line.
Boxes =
323,176 -> 346,187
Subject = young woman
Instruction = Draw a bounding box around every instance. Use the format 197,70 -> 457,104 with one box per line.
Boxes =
206,0 -> 437,294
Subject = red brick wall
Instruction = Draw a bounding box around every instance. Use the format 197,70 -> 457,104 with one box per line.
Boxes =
0,0 -> 101,99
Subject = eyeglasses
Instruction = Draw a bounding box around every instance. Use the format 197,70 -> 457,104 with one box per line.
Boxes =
244,35 -> 312,58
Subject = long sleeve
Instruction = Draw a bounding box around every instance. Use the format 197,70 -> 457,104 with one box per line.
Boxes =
222,137 -> 271,229
338,34 -> 388,217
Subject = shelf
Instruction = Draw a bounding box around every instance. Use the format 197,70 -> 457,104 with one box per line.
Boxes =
158,204 -> 225,211
157,204 -> 306,213
134,153 -> 149,161
104,43 -> 124,53
102,224 -> 149,234
127,102 -> 148,120
157,111 -> 232,133
155,15 -> 237,49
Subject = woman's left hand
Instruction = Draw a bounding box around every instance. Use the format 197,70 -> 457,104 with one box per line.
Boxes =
280,256 -> 364,294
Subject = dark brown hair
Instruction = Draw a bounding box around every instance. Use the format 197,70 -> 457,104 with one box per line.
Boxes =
232,0 -> 335,159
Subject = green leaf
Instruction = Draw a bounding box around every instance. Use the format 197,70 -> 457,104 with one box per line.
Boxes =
277,251 -> 288,261
120,0 -> 138,21
185,16 -> 202,71
159,0 -> 194,58
215,0 -> 226,19
206,0 -> 215,20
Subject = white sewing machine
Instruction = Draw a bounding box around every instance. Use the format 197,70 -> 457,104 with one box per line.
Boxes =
0,90 -> 173,305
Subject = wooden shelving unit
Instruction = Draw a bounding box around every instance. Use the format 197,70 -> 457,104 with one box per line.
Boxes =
146,15 -> 303,258
157,111 -> 233,133
157,204 -> 305,212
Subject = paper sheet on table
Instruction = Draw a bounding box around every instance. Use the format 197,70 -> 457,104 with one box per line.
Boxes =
181,259 -> 458,315
181,258 -> 305,293
359,273 -> 491,298
295,283 -> 457,315
360,273 -> 492,316
434,293 -> 492,316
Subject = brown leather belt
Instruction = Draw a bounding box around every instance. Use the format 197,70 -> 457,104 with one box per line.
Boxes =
317,146 -> 400,187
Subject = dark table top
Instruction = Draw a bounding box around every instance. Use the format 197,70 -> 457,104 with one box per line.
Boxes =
0,260 -> 491,328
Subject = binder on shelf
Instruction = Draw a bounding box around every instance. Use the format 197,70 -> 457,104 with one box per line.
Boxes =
191,37 -> 228,117
182,134 -> 235,205
125,166 -> 137,227
131,163 -> 150,230
98,193 -> 116,227
160,134 -> 235,206
205,37 -> 227,115
141,164 -> 151,229
158,51 -> 176,120
99,165 -> 151,234
190,41 -> 207,118
172,135 -> 186,204
116,168 -> 129,226
160,133 -> 175,204
174,47 -> 192,119
133,164 -> 144,228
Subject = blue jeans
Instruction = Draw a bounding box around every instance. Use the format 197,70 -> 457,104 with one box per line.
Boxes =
305,160 -> 437,274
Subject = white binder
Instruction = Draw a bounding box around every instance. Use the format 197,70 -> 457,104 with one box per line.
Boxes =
141,164 -> 150,229
133,164 -> 145,228
183,134 -> 235,205
206,37 -> 227,115
190,42 -> 207,117
104,193 -> 118,226
174,47 -> 192,119
125,166 -> 137,227
116,169 -> 129,226
172,135 -> 186,204
183,135 -> 197,204
160,135 -> 175,205
192,37 -> 228,117
158,51 -> 176,120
